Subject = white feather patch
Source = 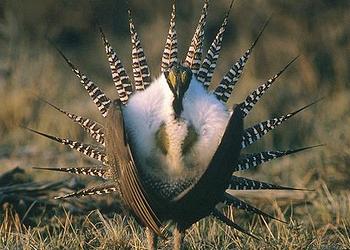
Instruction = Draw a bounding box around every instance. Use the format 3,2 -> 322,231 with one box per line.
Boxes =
182,78 -> 230,172
123,75 -> 230,180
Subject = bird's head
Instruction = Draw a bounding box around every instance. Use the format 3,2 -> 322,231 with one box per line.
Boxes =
164,64 -> 193,118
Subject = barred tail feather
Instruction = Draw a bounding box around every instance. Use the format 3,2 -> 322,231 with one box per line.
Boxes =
184,0 -> 209,75
241,99 -> 322,148
161,3 -> 177,72
214,18 -> 270,103
55,47 -> 111,117
25,127 -> 107,164
227,175 -> 309,191
55,183 -> 119,199
40,98 -> 105,146
235,145 -> 323,172
33,166 -> 110,179
197,0 -> 234,87
99,27 -> 132,103
223,193 -> 285,223
128,10 -> 151,90
239,56 -> 299,118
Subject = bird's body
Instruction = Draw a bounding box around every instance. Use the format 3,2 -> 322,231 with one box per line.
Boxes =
123,75 -> 229,181
28,1 -> 322,249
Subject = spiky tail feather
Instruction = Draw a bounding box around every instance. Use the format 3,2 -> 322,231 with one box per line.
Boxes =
55,183 -> 119,199
54,46 -> 111,117
25,127 -> 107,164
33,166 -> 110,179
161,2 -> 177,72
212,208 -> 259,240
213,17 -> 270,103
197,0 -> 234,87
223,193 -> 285,223
99,27 -> 132,103
227,175 -> 311,191
39,98 -> 105,146
241,99 -> 323,148
235,144 -> 323,172
239,56 -> 299,118
184,0 -> 209,75
128,9 -> 151,90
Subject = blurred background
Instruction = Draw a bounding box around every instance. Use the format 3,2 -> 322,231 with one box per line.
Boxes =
0,0 -> 349,195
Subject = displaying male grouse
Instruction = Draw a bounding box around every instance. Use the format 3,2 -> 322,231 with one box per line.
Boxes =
28,1 -> 321,249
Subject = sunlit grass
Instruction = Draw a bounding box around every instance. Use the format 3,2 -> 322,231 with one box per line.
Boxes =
1,187 -> 349,249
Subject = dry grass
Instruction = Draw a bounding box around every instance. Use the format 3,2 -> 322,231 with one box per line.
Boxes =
1,0 -> 350,249
1,188 -> 349,249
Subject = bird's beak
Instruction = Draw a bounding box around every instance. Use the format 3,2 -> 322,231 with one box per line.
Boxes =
165,65 -> 192,118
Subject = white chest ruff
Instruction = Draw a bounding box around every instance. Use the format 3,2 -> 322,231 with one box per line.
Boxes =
123,75 -> 230,180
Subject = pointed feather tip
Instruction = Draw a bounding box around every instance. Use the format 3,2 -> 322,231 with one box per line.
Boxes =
226,0 -> 235,17
20,125 -> 41,135
220,0 -> 234,25
250,15 -> 272,49
271,186 -> 313,192
266,215 -> 286,224
263,183 -> 315,192
32,166 -> 74,174
98,26 -> 108,44
275,55 -> 300,78
224,194 -> 286,224
33,166 -> 61,171
50,43 -> 76,70
229,176 -> 315,192
288,143 -> 325,154
36,96 -> 64,114
293,97 -> 324,115
212,208 -> 260,240
22,126 -> 59,142
264,214 -> 286,224
236,56 -> 300,117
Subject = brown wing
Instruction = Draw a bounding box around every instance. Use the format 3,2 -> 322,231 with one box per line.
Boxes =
170,105 -> 244,230
105,100 -> 163,236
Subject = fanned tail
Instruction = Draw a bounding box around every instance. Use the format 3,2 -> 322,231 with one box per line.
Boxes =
161,2 -> 177,72
128,9 -> 151,90
40,98 -> 105,146
241,99 -> 322,148
184,0 -> 209,75
239,56 -> 299,118
55,47 -> 111,117
25,127 -> 107,164
214,18 -> 270,103
99,27 -> 132,103
197,0 -> 234,87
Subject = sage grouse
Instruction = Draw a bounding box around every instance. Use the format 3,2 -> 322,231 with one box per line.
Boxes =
28,0 -> 320,249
